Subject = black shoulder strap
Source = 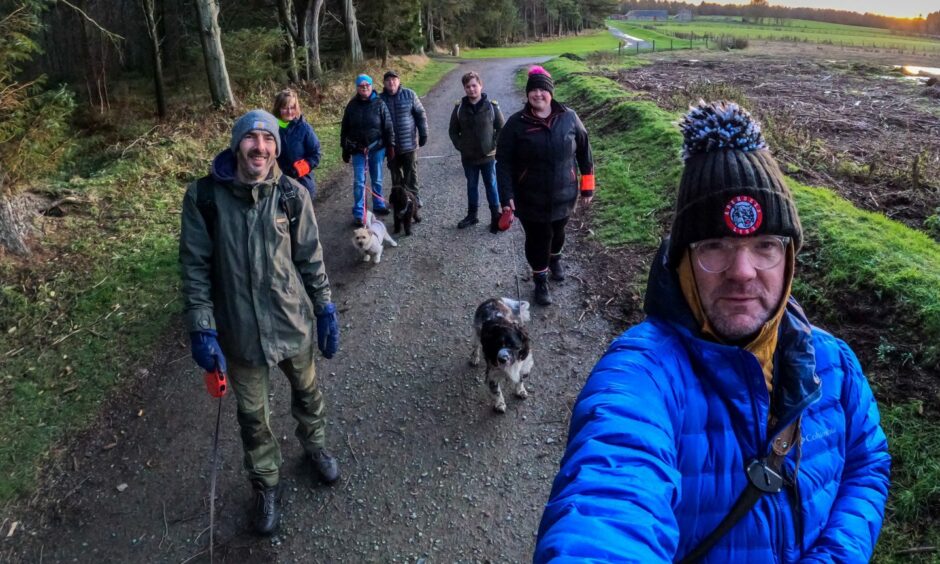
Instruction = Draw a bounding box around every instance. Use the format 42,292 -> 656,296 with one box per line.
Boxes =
678,420 -> 799,564
277,176 -> 303,229
195,175 -> 217,240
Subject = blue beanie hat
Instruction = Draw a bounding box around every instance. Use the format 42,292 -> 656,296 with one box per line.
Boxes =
230,109 -> 281,157
355,74 -> 373,86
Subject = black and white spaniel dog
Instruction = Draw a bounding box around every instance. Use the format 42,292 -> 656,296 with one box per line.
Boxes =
470,297 -> 533,413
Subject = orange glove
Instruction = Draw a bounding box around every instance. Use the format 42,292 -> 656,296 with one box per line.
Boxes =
293,159 -> 311,177
580,174 -> 595,197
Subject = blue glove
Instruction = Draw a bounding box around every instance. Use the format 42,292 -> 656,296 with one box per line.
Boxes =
316,302 -> 340,359
190,330 -> 227,373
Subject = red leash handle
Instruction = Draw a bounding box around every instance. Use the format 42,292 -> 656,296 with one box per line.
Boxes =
204,369 -> 228,398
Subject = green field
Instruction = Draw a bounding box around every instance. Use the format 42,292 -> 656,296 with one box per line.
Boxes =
460,30 -> 620,58
610,16 -> 940,53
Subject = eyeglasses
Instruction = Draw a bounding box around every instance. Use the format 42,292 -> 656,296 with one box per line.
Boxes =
689,235 -> 790,273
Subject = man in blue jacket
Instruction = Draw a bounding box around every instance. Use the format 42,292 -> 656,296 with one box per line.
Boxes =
380,70 -> 428,206
535,101 -> 890,563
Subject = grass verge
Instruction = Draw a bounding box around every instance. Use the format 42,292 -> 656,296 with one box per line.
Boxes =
0,57 -> 452,505
542,56 -> 940,562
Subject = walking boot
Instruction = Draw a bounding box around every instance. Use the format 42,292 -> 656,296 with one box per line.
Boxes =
252,484 -> 281,535
549,254 -> 566,281
533,271 -> 553,306
310,448 -> 340,484
457,208 -> 479,229
489,207 -> 501,234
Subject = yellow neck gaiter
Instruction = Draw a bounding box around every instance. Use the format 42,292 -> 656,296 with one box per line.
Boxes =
678,246 -> 794,394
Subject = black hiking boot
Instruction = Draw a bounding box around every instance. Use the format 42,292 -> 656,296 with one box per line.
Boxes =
533,271 -> 552,306
310,448 -> 340,484
252,484 -> 281,536
489,207 -> 501,234
457,209 -> 479,229
549,254 -> 566,281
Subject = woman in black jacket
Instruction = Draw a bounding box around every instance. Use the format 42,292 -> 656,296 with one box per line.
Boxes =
496,66 -> 595,306
340,74 -> 395,224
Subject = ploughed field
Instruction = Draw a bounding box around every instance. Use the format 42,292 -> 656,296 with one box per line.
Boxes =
610,48 -> 940,240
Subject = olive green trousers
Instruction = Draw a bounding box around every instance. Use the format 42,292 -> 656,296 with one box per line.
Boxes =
227,347 -> 326,488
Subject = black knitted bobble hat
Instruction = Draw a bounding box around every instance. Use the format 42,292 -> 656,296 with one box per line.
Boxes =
667,100 -> 802,268
525,66 -> 554,95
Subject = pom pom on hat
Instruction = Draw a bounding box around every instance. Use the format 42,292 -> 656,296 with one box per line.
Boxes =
679,100 -> 766,160
528,65 -> 551,77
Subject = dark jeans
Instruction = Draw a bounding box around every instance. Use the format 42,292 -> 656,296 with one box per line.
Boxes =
388,150 -> 419,196
520,217 -> 569,272
463,161 -> 500,211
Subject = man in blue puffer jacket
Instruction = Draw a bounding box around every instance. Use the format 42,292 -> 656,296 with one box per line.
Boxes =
380,70 -> 428,205
535,101 -> 890,563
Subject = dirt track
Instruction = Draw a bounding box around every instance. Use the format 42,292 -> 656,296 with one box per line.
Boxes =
2,58 -> 618,563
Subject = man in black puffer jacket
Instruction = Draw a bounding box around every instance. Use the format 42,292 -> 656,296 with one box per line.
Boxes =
380,70 -> 428,206
341,74 -> 395,223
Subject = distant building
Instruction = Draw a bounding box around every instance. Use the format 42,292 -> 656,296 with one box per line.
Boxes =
625,10 -> 668,21
677,9 -> 693,21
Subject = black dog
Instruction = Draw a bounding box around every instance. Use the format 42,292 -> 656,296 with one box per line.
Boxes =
470,298 -> 533,413
390,185 -> 421,235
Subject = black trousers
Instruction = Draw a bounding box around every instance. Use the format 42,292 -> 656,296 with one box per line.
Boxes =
388,150 -> 419,196
520,217 -> 568,272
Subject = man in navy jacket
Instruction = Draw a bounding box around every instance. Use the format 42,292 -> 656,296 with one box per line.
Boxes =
535,102 -> 890,563
380,70 -> 428,206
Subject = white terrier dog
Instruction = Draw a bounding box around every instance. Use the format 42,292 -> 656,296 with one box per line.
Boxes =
352,216 -> 397,263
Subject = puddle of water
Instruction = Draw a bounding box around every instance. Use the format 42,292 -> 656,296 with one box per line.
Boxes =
895,65 -> 940,77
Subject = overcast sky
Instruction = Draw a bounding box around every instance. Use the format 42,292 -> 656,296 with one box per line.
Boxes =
720,0 -> 935,19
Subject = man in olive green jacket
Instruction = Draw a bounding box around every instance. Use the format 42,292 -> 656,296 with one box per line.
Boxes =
179,109 -> 341,536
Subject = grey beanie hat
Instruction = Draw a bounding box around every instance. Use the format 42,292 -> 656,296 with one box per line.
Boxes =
230,109 -> 281,157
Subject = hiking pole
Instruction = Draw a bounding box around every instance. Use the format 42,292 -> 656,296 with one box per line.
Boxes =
204,367 -> 228,562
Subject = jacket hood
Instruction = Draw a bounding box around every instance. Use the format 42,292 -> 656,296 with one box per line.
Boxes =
352,91 -> 378,103
644,239 -> 820,435
211,149 -> 238,183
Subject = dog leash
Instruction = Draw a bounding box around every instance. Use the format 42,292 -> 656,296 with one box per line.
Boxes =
505,219 -> 525,323
208,397 -> 222,562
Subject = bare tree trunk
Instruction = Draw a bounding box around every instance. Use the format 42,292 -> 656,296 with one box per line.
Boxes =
141,0 -> 167,118
277,0 -> 299,83
193,0 -> 235,108
343,0 -> 363,62
293,0 -> 310,80
426,1 -> 437,53
0,182 -> 31,257
306,0 -> 324,79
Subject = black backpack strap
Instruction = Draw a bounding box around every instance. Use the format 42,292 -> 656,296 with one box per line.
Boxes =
677,421 -> 799,564
277,176 -> 303,229
195,175 -> 217,241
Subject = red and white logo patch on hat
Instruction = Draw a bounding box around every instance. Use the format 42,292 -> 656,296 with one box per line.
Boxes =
724,195 -> 763,235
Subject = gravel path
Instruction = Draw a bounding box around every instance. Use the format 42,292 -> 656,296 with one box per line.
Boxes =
4,58 -> 618,564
